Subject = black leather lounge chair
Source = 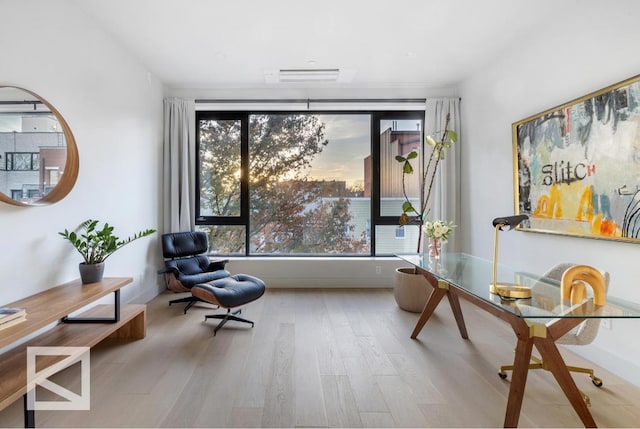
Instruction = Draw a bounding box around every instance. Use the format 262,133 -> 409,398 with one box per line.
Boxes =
160,231 -> 266,335
159,231 -> 229,313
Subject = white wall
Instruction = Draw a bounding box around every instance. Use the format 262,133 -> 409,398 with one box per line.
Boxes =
0,0 -> 165,306
460,0 -> 640,386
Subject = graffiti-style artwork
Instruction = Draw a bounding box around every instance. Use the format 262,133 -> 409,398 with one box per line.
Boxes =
513,74 -> 640,241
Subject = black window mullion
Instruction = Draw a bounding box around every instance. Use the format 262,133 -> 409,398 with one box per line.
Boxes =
241,114 -> 250,255
371,114 -> 380,255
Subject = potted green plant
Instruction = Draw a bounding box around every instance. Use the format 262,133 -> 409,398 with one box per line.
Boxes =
393,113 -> 457,312
396,112 -> 457,252
59,219 -> 156,284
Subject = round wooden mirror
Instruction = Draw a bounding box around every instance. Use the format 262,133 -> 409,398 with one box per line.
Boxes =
0,86 -> 79,206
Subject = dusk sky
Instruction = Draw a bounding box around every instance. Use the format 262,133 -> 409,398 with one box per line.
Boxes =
307,114 -> 369,189
307,115 -> 421,188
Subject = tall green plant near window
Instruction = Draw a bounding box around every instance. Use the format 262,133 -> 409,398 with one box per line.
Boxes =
396,113 -> 457,252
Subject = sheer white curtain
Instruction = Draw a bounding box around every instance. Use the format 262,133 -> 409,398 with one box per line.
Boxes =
426,98 -> 462,251
163,98 -> 195,233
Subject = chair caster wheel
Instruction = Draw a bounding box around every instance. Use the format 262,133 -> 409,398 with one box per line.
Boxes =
592,377 -> 603,387
498,372 -> 508,379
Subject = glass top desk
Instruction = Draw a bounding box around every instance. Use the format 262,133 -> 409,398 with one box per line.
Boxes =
396,253 -> 640,428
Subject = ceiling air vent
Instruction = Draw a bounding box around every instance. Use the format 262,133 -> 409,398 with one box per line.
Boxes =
279,68 -> 340,82
265,68 -> 353,83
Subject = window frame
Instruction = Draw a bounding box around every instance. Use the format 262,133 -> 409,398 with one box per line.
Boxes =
195,112 -> 250,250
195,109 -> 424,256
6,152 -> 39,171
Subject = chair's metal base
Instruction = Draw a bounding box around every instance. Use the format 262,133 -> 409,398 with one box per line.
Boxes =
204,308 -> 254,336
169,296 -> 205,314
498,354 -> 602,406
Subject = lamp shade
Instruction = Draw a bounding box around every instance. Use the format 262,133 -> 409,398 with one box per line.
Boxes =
492,214 -> 528,230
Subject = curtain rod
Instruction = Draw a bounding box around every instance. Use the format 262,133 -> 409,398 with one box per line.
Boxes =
195,98 -> 428,104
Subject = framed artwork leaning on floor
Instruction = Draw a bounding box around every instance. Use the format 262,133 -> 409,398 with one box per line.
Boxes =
513,74 -> 640,242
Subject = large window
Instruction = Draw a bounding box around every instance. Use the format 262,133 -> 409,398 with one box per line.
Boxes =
196,111 -> 423,256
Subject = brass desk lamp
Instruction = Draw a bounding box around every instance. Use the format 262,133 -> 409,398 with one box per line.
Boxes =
490,214 -> 531,300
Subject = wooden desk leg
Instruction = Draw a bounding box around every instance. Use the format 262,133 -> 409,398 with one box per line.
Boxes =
503,336 -> 534,428
411,287 -> 447,339
446,291 -> 469,339
535,337 -> 597,428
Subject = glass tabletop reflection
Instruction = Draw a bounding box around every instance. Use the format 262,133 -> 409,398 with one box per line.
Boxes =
396,253 -> 640,319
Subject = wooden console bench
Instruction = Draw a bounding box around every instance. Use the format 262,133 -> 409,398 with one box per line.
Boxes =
0,277 -> 146,427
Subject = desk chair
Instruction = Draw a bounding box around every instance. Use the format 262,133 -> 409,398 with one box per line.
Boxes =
159,231 -> 230,313
498,263 -> 609,406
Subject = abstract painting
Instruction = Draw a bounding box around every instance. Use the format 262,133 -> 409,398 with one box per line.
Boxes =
513,74 -> 640,241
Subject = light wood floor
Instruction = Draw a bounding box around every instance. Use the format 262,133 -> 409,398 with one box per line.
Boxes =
1,288 -> 639,428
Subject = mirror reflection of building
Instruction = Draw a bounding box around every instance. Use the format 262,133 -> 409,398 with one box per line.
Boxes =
0,86 -> 76,206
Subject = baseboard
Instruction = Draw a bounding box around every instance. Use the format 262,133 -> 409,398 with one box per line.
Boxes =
225,257 -> 405,289
564,344 -> 640,388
